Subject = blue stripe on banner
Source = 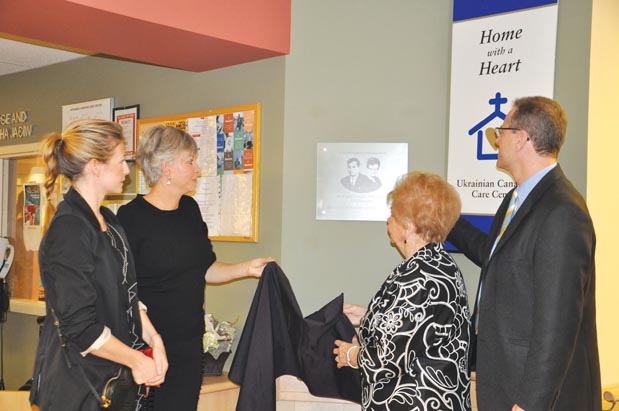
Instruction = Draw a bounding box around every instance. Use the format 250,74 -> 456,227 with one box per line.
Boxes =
453,0 -> 558,22
445,214 -> 494,252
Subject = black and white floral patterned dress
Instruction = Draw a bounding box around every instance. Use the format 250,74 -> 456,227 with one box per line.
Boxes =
358,242 -> 471,411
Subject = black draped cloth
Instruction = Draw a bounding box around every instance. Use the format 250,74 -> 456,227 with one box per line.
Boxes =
229,262 -> 361,411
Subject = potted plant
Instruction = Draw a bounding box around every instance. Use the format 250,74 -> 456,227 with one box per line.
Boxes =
202,314 -> 236,376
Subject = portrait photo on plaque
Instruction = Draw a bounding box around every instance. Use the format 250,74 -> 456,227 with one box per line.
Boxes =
316,142 -> 408,221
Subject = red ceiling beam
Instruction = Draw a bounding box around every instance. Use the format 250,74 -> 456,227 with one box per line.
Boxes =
0,0 -> 290,72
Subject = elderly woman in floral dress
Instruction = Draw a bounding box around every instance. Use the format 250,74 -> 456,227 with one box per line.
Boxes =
334,171 -> 471,411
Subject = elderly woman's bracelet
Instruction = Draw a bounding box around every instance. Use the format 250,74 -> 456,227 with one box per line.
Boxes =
346,345 -> 360,369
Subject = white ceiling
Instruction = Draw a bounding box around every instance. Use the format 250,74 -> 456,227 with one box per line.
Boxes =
0,37 -> 87,76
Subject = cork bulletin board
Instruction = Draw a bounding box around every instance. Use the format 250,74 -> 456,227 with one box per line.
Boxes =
137,104 -> 260,242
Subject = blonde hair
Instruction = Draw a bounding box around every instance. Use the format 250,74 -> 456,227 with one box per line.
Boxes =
387,171 -> 461,243
40,119 -> 124,210
137,126 -> 198,187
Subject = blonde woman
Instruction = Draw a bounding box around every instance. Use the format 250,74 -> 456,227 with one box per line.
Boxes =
30,119 -> 167,411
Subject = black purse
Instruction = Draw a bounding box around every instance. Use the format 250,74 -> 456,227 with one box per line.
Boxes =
51,308 -> 139,410
93,366 -> 138,410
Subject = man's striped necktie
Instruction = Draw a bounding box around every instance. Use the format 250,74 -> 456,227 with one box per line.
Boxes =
498,190 -> 519,239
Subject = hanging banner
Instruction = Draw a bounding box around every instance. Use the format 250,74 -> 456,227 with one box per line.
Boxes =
447,1 -> 559,221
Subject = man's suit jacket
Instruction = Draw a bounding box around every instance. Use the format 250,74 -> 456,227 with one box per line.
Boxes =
448,165 -> 600,411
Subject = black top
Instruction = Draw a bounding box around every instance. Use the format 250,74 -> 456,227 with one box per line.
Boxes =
358,243 -> 471,411
117,195 -> 216,342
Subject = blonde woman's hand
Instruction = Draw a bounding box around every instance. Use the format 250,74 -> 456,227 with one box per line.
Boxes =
149,333 -> 168,384
131,354 -> 159,386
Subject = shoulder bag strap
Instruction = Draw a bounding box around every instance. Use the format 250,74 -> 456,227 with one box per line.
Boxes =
50,307 -> 106,408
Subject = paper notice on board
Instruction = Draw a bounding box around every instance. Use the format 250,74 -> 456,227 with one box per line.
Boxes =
194,176 -> 221,237
187,117 -> 205,138
202,117 -> 218,177
220,173 -> 252,237
188,116 -> 218,177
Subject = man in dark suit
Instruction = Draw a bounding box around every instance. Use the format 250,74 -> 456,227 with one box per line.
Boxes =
448,96 -> 600,411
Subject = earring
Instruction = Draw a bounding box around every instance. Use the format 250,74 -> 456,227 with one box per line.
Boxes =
166,178 -> 171,185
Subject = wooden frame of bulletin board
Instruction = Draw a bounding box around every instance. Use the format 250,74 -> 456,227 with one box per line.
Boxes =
137,103 -> 260,242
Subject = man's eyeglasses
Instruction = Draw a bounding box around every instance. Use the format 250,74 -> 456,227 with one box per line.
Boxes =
492,127 -> 521,138
484,127 -> 523,150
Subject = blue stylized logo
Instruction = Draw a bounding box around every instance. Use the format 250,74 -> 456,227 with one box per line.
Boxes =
468,92 -> 508,160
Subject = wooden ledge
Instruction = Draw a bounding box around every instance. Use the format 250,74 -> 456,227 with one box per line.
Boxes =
276,374 -> 358,404
0,391 -> 35,410
200,373 -> 239,394
198,372 -> 240,411
9,298 -> 46,316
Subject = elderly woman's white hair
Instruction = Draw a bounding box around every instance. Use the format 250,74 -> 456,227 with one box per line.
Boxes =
387,171 -> 461,243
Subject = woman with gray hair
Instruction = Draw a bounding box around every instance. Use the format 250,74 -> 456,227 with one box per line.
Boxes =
117,125 -> 273,410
